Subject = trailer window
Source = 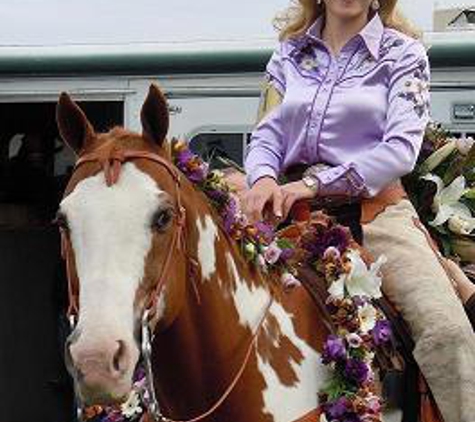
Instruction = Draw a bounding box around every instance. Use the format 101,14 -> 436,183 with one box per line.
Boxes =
189,132 -> 250,169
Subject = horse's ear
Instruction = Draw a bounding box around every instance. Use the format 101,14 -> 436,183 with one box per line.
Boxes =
56,93 -> 95,154
140,84 -> 169,147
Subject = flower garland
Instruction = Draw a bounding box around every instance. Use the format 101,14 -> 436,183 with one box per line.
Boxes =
83,142 -> 392,422
173,139 -> 300,288
82,367 -> 147,422
291,214 -> 391,422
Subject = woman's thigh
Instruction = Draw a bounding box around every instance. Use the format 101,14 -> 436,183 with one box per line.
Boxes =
363,199 -> 468,340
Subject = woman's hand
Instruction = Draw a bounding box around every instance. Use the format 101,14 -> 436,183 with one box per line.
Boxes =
241,176 -> 283,223
281,180 -> 315,219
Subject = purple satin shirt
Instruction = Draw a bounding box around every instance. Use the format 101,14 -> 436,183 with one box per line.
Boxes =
245,14 -> 430,197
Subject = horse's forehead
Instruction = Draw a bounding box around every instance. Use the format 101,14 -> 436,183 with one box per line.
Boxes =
61,162 -> 164,217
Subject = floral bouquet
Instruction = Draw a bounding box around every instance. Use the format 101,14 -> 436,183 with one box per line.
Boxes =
403,122 -> 475,267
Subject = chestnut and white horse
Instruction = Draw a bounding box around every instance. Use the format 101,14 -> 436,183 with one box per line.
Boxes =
56,85 -> 395,422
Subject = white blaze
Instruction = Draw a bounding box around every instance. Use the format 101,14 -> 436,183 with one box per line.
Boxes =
60,163 -> 163,336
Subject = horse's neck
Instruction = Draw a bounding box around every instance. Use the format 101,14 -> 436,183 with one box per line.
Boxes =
152,186 -> 331,421
152,187 -> 274,414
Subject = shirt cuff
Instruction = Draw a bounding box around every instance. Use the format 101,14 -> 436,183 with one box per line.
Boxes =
247,165 -> 278,188
314,164 -> 366,196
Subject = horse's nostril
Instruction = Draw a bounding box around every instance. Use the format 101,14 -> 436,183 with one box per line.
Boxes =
112,340 -> 127,374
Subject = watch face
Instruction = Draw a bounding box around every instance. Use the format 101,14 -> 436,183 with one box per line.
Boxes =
303,176 -> 317,189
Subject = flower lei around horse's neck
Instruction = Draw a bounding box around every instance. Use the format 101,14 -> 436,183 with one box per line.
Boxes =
84,141 -> 392,422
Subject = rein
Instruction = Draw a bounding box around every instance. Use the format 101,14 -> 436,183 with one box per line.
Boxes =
60,146 -> 274,422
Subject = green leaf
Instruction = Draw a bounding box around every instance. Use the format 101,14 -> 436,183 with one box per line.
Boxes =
276,238 -> 294,249
463,189 -> 475,200
461,143 -> 475,174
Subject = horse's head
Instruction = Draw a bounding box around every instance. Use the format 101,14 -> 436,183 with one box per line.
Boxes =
57,85 -> 188,405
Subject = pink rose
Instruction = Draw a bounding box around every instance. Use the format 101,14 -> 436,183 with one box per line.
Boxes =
264,242 -> 282,264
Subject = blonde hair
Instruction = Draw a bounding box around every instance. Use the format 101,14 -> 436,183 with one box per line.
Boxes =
274,0 -> 421,41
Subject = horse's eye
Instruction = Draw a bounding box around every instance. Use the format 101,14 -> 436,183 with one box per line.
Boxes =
53,211 -> 69,231
152,209 -> 173,231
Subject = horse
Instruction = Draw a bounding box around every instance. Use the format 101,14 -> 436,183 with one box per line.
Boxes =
56,84 -> 341,422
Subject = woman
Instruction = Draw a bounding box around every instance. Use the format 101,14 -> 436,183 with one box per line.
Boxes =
242,1 -> 475,421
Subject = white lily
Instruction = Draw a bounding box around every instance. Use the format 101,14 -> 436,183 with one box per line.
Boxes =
328,249 -> 386,300
421,174 -> 475,234
358,303 -> 378,333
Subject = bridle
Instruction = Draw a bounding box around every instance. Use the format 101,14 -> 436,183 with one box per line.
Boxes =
60,147 -> 186,322
59,146 -> 273,422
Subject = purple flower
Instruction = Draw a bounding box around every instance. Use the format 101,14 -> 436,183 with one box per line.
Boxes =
207,189 -> 228,204
344,359 -> 369,385
176,149 -> 195,167
133,365 -> 146,382
325,397 -> 351,419
303,226 -> 350,259
175,149 -> 209,183
342,414 -> 362,422
322,335 -> 347,363
102,411 -> 124,422
372,319 -> 392,346
188,164 -> 209,183
254,221 -> 274,243
280,248 -> 295,261
223,199 -> 238,232
264,242 -> 282,264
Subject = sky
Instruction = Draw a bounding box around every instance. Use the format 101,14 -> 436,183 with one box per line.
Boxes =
0,0 -> 473,47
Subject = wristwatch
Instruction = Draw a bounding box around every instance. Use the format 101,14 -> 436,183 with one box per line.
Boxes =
302,174 -> 320,193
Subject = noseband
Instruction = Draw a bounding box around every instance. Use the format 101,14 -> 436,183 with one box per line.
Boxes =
60,147 -> 187,322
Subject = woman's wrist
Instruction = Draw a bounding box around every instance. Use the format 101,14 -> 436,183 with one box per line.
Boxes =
252,175 -> 278,188
302,174 -> 320,195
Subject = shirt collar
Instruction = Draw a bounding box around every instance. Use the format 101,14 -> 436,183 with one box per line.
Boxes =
304,13 -> 384,60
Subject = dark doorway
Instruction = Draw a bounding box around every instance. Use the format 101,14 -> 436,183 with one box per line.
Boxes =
0,100 -> 123,422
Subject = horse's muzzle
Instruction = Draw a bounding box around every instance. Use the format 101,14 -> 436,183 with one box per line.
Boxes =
66,335 -> 138,405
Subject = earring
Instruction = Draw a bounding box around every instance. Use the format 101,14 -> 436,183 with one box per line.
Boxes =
371,0 -> 380,10
317,0 -> 322,4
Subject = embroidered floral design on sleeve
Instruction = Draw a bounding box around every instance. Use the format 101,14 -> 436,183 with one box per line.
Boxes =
399,67 -> 430,118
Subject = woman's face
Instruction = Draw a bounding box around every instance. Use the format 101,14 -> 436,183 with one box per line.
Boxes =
323,0 -> 374,20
